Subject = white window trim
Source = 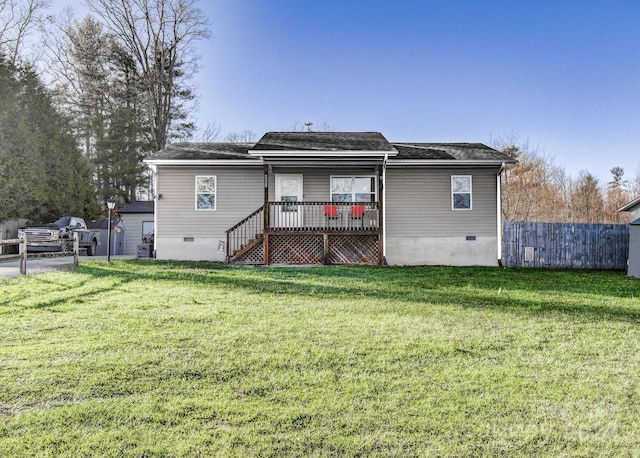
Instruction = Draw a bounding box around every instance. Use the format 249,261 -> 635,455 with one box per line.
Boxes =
142,221 -> 154,244
330,175 -> 378,202
195,175 -> 217,211
451,175 -> 472,210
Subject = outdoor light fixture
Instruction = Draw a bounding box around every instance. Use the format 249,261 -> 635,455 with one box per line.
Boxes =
106,201 -> 116,262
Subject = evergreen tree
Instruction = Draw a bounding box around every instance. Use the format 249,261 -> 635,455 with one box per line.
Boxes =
60,16 -> 151,204
0,54 -> 98,222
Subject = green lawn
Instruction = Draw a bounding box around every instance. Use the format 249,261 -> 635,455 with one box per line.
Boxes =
1,261 -> 639,457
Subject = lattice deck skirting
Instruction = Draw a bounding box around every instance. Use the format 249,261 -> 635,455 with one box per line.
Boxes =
232,233 -> 380,265
327,234 -> 379,265
269,234 -> 325,264
233,240 -> 265,265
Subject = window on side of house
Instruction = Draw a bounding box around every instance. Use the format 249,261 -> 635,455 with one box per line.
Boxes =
196,176 -> 216,210
330,176 -> 376,202
451,175 -> 472,210
142,221 -> 154,244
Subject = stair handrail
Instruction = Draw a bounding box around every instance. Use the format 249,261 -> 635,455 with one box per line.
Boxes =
226,205 -> 264,234
225,205 -> 265,260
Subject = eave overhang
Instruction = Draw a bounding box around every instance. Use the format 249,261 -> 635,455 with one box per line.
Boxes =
144,159 -> 264,166
618,196 -> 640,212
386,159 -> 514,167
248,150 -> 397,159
263,161 -> 385,168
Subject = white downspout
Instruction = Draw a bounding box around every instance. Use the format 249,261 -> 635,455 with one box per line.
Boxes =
382,152 -> 388,261
150,164 -> 158,257
497,162 -> 505,265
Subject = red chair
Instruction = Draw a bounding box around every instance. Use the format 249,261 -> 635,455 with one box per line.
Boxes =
351,205 -> 365,218
350,205 -> 366,228
324,205 -> 341,228
324,205 -> 339,218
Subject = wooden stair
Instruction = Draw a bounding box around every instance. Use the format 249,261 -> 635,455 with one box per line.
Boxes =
228,233 -> 264,263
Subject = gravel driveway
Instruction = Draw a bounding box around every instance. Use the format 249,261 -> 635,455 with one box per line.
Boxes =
0,255 -> 135,279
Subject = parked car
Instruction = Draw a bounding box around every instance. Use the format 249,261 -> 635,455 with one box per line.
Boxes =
18,216 -> 100,255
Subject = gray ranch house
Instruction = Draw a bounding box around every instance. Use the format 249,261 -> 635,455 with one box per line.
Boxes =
145,131 -> 515,266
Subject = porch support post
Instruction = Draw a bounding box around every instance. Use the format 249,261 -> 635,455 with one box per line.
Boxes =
263,165 -> 269,229
263,165 -> 269,265
378,163 -> 385,265
323,233 -> 329,265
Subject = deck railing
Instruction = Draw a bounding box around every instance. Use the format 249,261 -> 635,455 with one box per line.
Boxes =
266,201 -> 380,232
226,201 -> 381,261
225,205 -> 265,260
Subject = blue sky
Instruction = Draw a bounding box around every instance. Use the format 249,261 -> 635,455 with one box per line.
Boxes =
196,0 -> 639,183
59,1 -> 639,184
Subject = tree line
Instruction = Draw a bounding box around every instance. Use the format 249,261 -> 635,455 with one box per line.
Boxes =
1,1 -> 638,225
496,138 -> 639,224
0,54 -> 97,222
1,0 -> 209,223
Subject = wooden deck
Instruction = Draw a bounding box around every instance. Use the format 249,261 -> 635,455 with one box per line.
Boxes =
226,202 -> 383,265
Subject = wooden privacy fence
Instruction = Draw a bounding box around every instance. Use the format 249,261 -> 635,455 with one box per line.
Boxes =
502,222 -> 629,270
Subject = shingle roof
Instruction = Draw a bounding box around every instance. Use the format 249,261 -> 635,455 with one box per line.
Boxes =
119,201 -> 154,213
251,132 -> 396,152
146,142 -> 256,161
392,143 -> 516,162
145,135 -> 515,163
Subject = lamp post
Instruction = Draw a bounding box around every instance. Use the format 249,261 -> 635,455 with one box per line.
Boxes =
106,201 -> 116,262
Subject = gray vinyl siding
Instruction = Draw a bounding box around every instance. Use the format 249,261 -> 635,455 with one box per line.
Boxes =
385,167 -> 498,238
269,167 -> 380,201
156,166 -> 264,238
629,225 -> 640,278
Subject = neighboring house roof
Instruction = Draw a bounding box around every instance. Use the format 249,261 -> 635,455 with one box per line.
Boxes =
631,218 -> 640,226
144,132 -> 516,165
119,201 -> 154,214
619,195 -> 640,212
250,132 -> 397,152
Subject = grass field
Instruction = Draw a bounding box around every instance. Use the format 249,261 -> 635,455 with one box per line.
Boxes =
1,261 -> 639,457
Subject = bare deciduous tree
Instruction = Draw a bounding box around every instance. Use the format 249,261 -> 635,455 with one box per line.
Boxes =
0,0 -> 48,64
89,0 -> 210,151
495,136 -> 638,224
193,122 -> 222,142
291,121 -> 335,132
495,137 -> 565,222
629,174 -> 640,200
225,130 -> 257,142
570,171 -> 605,223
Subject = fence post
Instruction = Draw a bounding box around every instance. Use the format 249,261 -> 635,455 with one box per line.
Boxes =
73,232 -> 79,266
19,233 -> 27,275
